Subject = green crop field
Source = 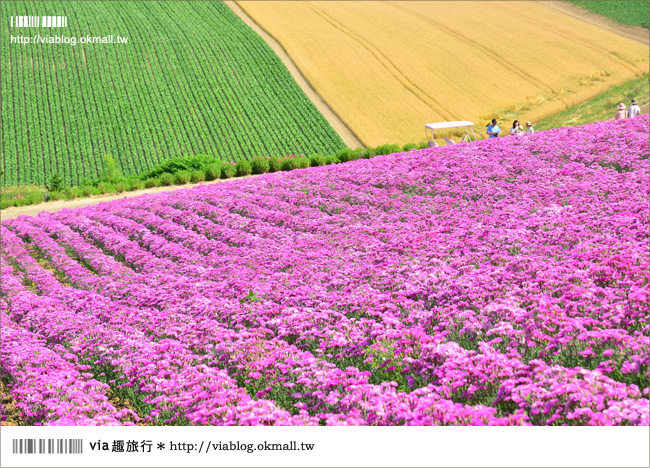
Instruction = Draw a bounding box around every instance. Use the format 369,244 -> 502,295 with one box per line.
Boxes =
0,1 -> 346,187
570,1 -> 650,29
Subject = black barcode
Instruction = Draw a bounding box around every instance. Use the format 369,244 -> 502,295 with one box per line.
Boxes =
12,439 -> 83,454
11,16 -> 68,27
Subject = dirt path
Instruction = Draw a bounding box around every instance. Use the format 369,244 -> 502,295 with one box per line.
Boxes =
0,176 -> 253,221
223,1 -> 364,149
537,1 -> 649,46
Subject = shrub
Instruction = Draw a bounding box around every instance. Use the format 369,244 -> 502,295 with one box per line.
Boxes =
1,188 -> 46,207
281,157 -> 298,171
221,162 -> 236,179
144,178 -> 159,188
309,154 -> 326,167
336,149 -> 352,162
46,173 -> 65,192
81,185 -> 96,196
14,197 -> 31,207
174,170 -> 192,185
204,163 -> 221,181
251,157 -> 270,174
99,154 -> 123,184
65,187 -> 81,200
325,154 -> 340,165
159,173 -> 174,186
402,143 -> 417,151
28,192 -> 44,204
295,156 -> 310,169
361,147 -> 377,159
346,149 -> 363,161
80,177 -> 96,187
128,179 -> 145,191
48,191 -> 63,201
0,199 -> 14,209
268,155 -> 282,173
141,154 -> 216,179
236,159 -> 253,177
417,141 -> 430,149
375,144 -> 401,155
113,182 -> 126,193
97,183 -> 115,194
190,170 -> 206,183
10,197 -> 25,207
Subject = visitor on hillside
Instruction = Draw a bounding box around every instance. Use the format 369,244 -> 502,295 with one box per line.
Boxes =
525,121 -> 535,134
627,99 -> 641,118
510,120 -> 524,136
614,103 -> 627,120
487,119 -> 501,138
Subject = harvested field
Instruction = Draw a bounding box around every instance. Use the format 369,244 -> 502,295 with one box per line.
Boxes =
237,1 -> 650,146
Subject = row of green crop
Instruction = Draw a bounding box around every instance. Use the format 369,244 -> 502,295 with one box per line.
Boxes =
0,1 -> 346,188
1,142 -> 427,210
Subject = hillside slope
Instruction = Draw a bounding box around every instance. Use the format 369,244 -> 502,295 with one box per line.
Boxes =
2,116 -> 648,426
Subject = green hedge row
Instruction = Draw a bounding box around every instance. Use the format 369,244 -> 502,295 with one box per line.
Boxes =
1,142 -> 426,210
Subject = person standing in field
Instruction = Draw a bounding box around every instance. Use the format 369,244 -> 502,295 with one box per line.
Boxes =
525,121 -> 535,134
487,119 -> 501,138
614,103 -> 627,120
627,99 -> 641,118
510,120 -> 524,136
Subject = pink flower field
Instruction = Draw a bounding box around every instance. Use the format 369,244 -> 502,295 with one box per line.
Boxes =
1,117 -> 648,426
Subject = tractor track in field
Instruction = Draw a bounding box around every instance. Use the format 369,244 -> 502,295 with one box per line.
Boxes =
519,2 -> 644,80
388,2 -> 574,110
223,1 -> 364,149
303,2 -> 460,122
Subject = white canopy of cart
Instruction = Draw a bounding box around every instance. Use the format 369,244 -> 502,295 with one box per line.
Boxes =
425,121 -> 475,130
425,121 -> 477,147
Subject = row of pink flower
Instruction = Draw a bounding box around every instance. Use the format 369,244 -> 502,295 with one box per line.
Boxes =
1,227 -> 323,425
1,116 -> 648,425
0,257 -> 136,425
1,222 -> 520,425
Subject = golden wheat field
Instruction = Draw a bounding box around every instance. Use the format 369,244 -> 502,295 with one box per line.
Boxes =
236,1 -> 649,146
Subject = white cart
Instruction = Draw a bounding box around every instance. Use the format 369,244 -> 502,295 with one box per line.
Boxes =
425,121 -> 477,147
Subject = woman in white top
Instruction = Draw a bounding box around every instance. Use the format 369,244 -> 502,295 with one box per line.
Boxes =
510,120 -> 524,136
614,103 -> 627,120
525,121 -> 534,134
